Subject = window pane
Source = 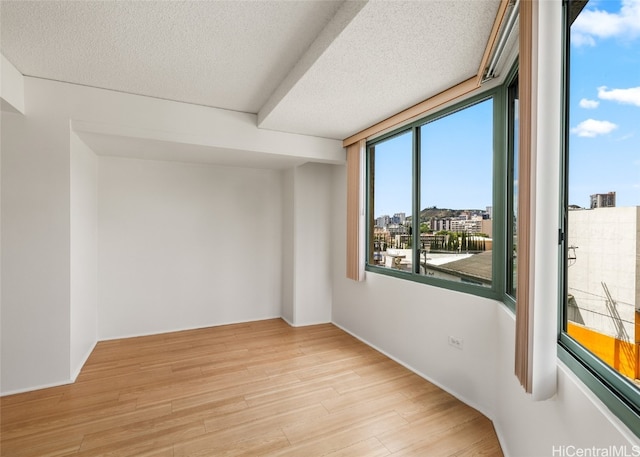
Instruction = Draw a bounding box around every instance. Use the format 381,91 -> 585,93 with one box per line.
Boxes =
369,130 -> 413,271
566,0 -> 640,387
418,99 -> 493,287
507,78 -> 519,299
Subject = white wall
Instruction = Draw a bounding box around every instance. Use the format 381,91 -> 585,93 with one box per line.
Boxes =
98,156 -> 284,339
1,79 -> 72,394
1,54 -> 24,114
293,163 -> 333,326
329,165 -> 498,417
281,168 -> 295,324
70,132 -> 98,378
1,76 -> 342,394
282,163 -> 333,327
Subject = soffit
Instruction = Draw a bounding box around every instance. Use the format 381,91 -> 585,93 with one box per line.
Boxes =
76,131 -> 308,170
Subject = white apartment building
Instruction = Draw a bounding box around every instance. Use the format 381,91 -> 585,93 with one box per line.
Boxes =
567,206 -> 639,342
450,215 -> 484,234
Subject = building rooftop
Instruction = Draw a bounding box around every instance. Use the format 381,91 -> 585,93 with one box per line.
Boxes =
427,251 -> 493,285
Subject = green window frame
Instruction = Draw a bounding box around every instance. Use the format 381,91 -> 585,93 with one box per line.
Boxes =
365,84 -> 512,302
559,0 -> 640,437
505,73 -> 519,309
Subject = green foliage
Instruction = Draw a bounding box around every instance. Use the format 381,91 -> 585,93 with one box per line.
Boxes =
426,231 -> 488,252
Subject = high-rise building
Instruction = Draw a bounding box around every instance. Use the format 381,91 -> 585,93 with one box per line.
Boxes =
375,215 -> 391,228
392,212 -> 406,224
590,191 -> 616,209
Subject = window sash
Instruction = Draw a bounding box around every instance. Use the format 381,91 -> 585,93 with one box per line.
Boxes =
364,89 -> 504,301
506,75 -> 519,304
559,0 -> 640,437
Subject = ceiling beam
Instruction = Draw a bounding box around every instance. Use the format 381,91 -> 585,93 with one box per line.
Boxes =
257,1 -> 367,130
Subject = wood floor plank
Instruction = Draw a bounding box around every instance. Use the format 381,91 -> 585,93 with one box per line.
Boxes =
1,399 -> 139,441
269,412 -> 407,457
77,414 -> 205,454
282,409 -> 409,446
0,318 -> 503,456
323,437 -> 391,457
204,399 -> 330,435
0,431 -> 83,457
174,427 -> 289,457
377,401 -> 482,453
389,415 -> 497,456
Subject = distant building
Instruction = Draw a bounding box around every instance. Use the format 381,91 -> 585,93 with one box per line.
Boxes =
481,219 -> 493,238
590,191 -> 616,209
388,224 -> 409,238
450,215 -> 483,234
392,212 -> 406,224
430,217 -> 451,232
375,215 -> 390,228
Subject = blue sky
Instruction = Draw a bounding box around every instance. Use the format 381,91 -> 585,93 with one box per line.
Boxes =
373,100 -> 493,217
373,0 -> 639,219
569,0 -> 640,208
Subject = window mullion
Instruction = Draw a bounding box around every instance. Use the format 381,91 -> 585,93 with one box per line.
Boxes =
413,126 -> 421,274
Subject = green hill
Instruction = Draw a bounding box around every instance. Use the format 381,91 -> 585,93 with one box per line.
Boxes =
418,207 -> 483,220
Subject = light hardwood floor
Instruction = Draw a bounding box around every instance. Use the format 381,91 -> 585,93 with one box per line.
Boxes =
1,319 -> 503,456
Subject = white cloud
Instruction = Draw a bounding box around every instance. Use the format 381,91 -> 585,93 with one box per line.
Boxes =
571,119 -> 618,137
572,0 -> 640,46
598,86 -> 640,107
579,98 -> 600,109
616,132 -> 636,141
571,32 -> 596,47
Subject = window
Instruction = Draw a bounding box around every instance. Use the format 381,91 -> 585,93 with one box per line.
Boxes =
418,99 -> 494,287
366,90 -> 505,299
561,0 -> 640,435
368,130 -> 413,271
506,77 -> 519,301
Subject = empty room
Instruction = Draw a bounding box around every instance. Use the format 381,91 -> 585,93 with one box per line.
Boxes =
1,0 -> 639,456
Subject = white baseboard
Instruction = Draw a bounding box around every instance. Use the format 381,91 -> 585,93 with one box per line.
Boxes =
70,340 -> 98,382
281,317 -> 332,328
1,379 -> 74,397
98,315 -> 283,341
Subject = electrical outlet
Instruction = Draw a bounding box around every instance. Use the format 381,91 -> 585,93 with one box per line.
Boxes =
448,335 -> 463,350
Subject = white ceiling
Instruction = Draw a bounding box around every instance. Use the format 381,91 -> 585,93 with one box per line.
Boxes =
1,0 -> 502,141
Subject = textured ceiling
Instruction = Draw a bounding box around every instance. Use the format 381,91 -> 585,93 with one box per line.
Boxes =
1,0 -> 501,141
0,0 -> 343,113
259,0 -> 501,139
